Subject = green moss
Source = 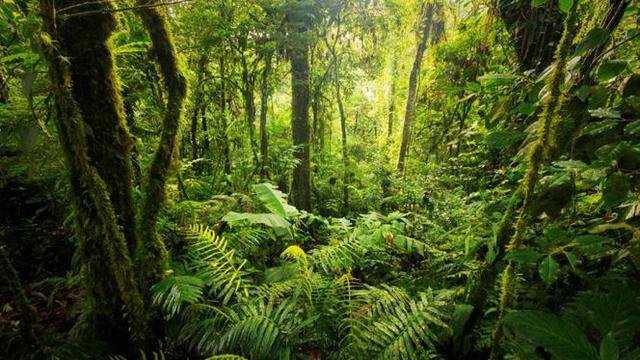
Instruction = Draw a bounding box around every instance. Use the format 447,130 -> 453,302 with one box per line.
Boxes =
135,0 -> 188,292
489,2 -> 580,358
40,0 -> 147,348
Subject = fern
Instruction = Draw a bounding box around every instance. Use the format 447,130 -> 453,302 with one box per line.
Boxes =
187,224 -> 252,304
212,299 -> 316,358
346,286 -> 449,359
152,275 -> 204,317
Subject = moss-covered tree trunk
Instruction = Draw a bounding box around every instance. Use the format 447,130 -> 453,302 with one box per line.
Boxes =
57,0 -> 138,256
260,53 -> 272,177
0,64 -> 9,103
397,3 -> 435,173
134,0 -> 188,292
39,0 -> 147,348
290,42 -> 312,211
387,54 -> 398,138
241,40 -> 259,170
219,55 -> 232,175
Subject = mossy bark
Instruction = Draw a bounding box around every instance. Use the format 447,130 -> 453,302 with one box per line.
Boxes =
40,0 -> 147,347
488,2 -> 579,358
289,15 -> 312,211
260,53 -> 272,178
397,3 -> 435,173
57,0 -> 138,256
134,0 -> 188,292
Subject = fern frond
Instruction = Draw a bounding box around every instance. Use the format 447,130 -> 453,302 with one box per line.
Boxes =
346,286 -> 449,359
152,275 -> 204,317
187,224 -> 252,304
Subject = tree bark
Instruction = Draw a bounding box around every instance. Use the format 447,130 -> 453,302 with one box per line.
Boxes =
219,56 -> 231,175
40,0 -> 147,347
241,41 -> 259,170
260,53 -> 272,177
387,54 -> 398,138
397,3 -> 435,173
135,0 -> 188,291
290,41 -> 312,211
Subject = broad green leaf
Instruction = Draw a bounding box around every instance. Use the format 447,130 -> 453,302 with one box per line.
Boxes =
564,251 -> 579,270
504,248 -> 542,264
558,0 -> 573,13
531,0 -> 549,7
222,211 -> 291,235
624,120 -> 640,135
517,102 -> 536,115
581,119 -> 619,136
575,28 -> 609,56
602,172 -> 630,209
573,235 -> 611,254
588,109 -> 621,119
253,183 -> 299,217
504,311 -> 598,360
539,255 -> 559,285
599,332 -> 619,360
597,60 -> 628,82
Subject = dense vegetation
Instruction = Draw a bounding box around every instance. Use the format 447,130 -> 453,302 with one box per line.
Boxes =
1,0 -> 640,359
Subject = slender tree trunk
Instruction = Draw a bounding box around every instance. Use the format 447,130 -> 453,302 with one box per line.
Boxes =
290,38 -> 312,211
387,54 -> 398,138
190,55 -> 209,160
0,243 -> 35,348
327,35 -> 349,212
135,0 -> 188,292
219,56 -> 231,175
397,3 -> 435,173
260,53 -> 272,177
241,46 -> 259,170
0,64 -> 9,103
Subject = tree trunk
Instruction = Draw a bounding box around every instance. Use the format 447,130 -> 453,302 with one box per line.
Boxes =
290,39 -> 312,211
260,53 -> 272,177
40,0 -> 147,347
241,45 -> 259,170
397,3 -> 435,173
190,55 -> 209,160
219,56 -> 231,175
0,64 -> 9,103
135,0 -> 188,292
387,54 -> 398,138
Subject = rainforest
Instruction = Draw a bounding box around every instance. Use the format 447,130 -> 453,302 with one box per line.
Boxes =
1,0 -> 640,359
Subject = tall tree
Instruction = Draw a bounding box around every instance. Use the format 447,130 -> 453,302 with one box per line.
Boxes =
40,0 -> 147,347
397,2 -> 437,173
134,0 -> 188,292
287,1 -> 313,211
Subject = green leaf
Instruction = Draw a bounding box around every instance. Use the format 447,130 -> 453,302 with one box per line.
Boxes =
573,235 -> 611,254
539,255 -> 559,285
624,120 -> 640,136
504,311 -> 599,360
517,102 -> 536,115
602,172 -> 630,209
558,0 -> 573,13
581,119 -> 619,136
599,333 -> 619,360
504,248 -> 542,264
222,211 -> 291,235
253,183 -> 299,217
531,0 -> 549,7
588,109 -> 621,119
564,251 -> 579,270
597,60 -> 628,82
576,29 -> 609,56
